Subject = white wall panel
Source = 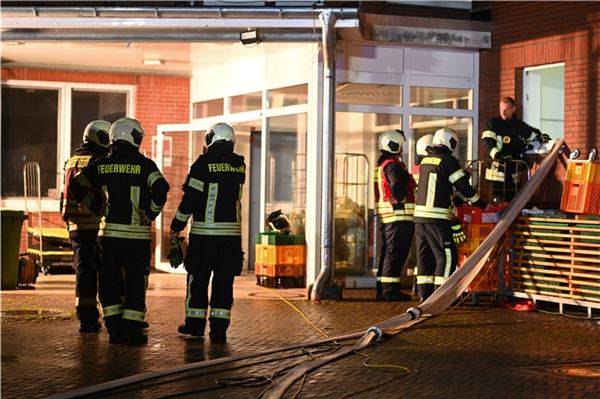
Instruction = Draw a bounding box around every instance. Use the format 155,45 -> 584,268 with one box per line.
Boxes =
348,44 -> 404,74
408,48 -> 475,78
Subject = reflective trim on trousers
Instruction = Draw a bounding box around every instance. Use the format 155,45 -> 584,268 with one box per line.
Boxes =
122,309 -> 145,322
103,304 -> 123,317
210,308 -> 231,320
416,275 -> 434,284
186,307 -> 207,318
434,276 -> 449,285
380,276 -> 402,283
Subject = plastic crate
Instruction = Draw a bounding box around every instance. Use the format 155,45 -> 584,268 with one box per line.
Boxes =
565,160 -> 600,184
255,232 -> 305,245
255,244 -> 305,266
560,181 -> 600,215
255,263 -> 305,278
458,223 -> 495,252
456,205 -> 503,224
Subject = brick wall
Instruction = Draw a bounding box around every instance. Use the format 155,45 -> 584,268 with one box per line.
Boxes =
2,67 -> 190,261
479,2 -> 600,205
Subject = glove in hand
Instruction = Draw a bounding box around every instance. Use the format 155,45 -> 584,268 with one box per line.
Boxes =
168,237 -> 186,269
451,220 -> 467,244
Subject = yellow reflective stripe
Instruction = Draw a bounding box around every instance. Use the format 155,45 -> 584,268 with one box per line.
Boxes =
421,157 -> 441,166
467,193 -> 480,203
99,230 -> 151,240
130,186 -> 140,225
448,169 -> 466,184
426,173 -> 437,208
147,171 -> 163,188
190,228 -> 241,236
103,304 -> 123,316
380,276 -> 402,283
381,214 -> 414,223
444,248 -> 452,278
175,210 -> 191,223
417,275 -> 434,284
485,167 -> 505,182
65,155 -> 92,168
236,183 -> 243,224
435,276 -> 449,285
481,130 -> 497,140
122,309 -> 145,322
490,147 -> 501,159
99,222 -> 151,240
414,205 -> 453,220
187,177 -> 204,192
205,183 -> 218,223
150,199 -> 163,213
186,307 -> 207,318
100,222 -> 151,233
210,308 -> 231,319
185,275 -> 193,310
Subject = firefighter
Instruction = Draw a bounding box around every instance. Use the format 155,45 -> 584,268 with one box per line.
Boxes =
414,127 -> 487,302
170,122 -> 245,343
70,117 -> 170,345
60,120 -> 110,333
374,129 -> 416,301
481,97 -> 546,202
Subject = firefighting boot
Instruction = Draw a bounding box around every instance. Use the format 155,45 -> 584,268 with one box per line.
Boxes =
77,307 -> 101,333
123,320 -> 148,346
178,323 -> 204,338
105,316 -> 124,344
209,318 -> 228,344
376,280 -> 383,300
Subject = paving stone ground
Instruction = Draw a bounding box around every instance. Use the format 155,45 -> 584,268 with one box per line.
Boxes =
1,272 -> 599,398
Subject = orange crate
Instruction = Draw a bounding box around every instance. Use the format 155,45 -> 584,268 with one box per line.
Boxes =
560,181 -> 600,215
565,160 -> 600,184
458,223 -> 494,252
255,244 -> 305,266
255,263 -> 305,278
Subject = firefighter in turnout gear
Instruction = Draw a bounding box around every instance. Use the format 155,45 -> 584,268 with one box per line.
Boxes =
170,122 -> 245,343
481,97 -> 543,202
60,120 -> 110,333
374,129 -> 416,301
414,127 -> 487,302
70,117 -> 170,345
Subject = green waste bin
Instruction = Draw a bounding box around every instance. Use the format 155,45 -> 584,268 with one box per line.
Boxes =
1,210 -> 27,290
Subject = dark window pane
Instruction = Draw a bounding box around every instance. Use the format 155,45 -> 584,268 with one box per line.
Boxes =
71,90 -> 126,154
1,87 -> 58,197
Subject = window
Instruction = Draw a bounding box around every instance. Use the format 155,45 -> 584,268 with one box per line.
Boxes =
230,92 -> 262,113
1,87 -> 58,197
267,84 -> 308,108
1,81 -> 132,201
337,83 -> 402,106
523,63 -> 564,139
410,86 -> 472,110
192,98 -> 224,119
410,115 -> 472,166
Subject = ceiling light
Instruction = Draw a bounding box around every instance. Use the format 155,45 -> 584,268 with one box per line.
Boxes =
143,59 -> 164,66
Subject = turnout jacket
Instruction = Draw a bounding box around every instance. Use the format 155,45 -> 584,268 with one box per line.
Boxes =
481,116 -> 540,160
70,141 -> 170,240
60,142 -> 108,233
171,141 -> 246,237
414,147 -> 484,223
374,152 -> 416,224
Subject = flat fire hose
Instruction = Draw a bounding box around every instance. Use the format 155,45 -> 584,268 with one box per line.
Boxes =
264,139 -> 565,398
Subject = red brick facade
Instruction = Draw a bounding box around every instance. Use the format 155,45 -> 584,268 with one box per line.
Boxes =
1,67 -> 190,257
479,1 -> 600,204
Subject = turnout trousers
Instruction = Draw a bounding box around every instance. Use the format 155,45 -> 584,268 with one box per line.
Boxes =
183,235 -> 244,337
415,221 -> 458,302
96,237 -> 150,339
70,229 -> 100,325
376,221 -> 414,299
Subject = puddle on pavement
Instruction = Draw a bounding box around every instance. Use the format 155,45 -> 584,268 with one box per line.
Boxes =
1,309 -> 72,320
553,367 -> 600,378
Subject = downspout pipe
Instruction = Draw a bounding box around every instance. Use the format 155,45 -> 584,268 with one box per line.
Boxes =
311,9 -> 336,303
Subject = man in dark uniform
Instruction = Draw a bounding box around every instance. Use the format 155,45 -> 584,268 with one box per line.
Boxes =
481,97 -> 544,202
170,122 -> 245,343
414,127 -> 487,302
70,117 -> 170,345
60,120 -> 110,333
374,129 -> 416,301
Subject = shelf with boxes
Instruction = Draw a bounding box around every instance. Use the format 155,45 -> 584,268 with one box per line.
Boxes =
505,214 -> 600,315
255,232 -> 306,288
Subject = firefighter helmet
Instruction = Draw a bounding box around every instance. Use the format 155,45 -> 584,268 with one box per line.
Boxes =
205,122 -> 236,148
110,117 -> 144,147
416,134 -> 433,157
378,129 -> 405,154
432,127 -> 458,151
83,120 -> 111,149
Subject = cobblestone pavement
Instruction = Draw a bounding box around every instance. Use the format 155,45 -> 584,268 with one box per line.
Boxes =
1,272 -> 599,398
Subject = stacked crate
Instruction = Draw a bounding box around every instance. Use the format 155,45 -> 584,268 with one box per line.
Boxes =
255,232 -> 306,288
561,160 -> 600,215
456,205 -> 507,292
509,214 -> 600,312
